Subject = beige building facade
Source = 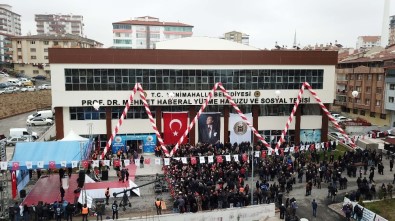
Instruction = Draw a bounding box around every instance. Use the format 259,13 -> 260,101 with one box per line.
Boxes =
11,34 -> 102,78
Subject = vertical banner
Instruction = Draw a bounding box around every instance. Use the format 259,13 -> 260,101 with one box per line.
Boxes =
11,171 -> 16,199
198,113 -> 221,144
229,113 -> 252,144
163,112 -> 188,145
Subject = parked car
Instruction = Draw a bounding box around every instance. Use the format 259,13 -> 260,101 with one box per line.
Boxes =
330,132 -> 345,140
15,73 -> 26,78
331,113 -> 341,119
367,130 -> 387,138
26,117 -> 54,126
0,83 -> 7,89
33,75 -> 47,80
6,137 -> 28,146
38,84 -> 51,90
0,87 -> 16,94
20,86 -> 36,92
336,116 -> 352,122
19,78 -> 33,86
0,72 -> 8,77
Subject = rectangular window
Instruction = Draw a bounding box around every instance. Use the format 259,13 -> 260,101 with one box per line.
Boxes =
366,86 -> 371,93
356,86 -> 361,92
44,56 -> 48,59
44,48 -> 48,52
377,88 -> 382,94
30,41 -> 35,44
31,56 -> 36,59
357,74 -> 362,80
370,112 -> 375,118
349,74 -> 354,80
391,84 -> 395,90
189,76 -> 195,84
365,99 -> 370,105
378,74 -> 383,81
367,74 -> 372,80
30,48 -> 36,52
380,114 -> 386,119
44,41 -> 49,45
376,100 -> 381,106
33,70 -> 39,74
389,97 -> 394,103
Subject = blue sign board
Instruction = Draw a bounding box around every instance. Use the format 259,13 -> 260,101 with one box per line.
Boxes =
112,134 -> 157,153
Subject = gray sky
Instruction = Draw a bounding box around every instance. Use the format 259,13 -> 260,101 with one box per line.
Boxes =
4,0 -> 394,48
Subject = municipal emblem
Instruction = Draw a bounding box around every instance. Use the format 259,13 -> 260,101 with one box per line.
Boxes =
233,121 -> 248,135
254,91 -> 261,97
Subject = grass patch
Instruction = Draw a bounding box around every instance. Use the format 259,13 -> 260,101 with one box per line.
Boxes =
315,145 -> 347,162
364,198 -> 395,220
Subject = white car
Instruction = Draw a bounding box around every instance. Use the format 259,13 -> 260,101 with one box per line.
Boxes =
21,86 -> 36,92
26,117 -> 54,126
0,87 -> 16,94
38,84 -> 51,90
0,72 -> 9,77
336,116 -> 352,122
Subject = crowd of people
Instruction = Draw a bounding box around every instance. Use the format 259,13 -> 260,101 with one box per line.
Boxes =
160,140 -> 393,219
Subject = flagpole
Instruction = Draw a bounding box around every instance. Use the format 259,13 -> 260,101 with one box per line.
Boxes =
250,146 -> 254,206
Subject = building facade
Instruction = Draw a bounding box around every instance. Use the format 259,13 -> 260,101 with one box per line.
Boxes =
0,4 -> 21,36
334,49 -> 395,126
35,14 -> 84,36
49,41 -> 337,149
11,34 -> 102,78
356,36 -> 381,49
0,32 -> 13,65
112,16 -> 193,49
390,15 -> 395,46
221,31 -> 249,45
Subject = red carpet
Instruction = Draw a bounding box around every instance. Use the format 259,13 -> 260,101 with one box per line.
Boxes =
23,165 -> 137,206
23,175 -> 79,206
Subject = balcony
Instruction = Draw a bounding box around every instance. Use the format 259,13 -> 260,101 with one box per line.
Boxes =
336,90 -> 347,95
336,80 -> 348,85
334,100 -> 346,106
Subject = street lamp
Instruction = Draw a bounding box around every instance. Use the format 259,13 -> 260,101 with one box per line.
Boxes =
275,90 -> 281,98
351,91 -> 359,98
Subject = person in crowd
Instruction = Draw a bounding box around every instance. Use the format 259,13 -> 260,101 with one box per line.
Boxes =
155,198 -> 162,215
96,201 -> 104,221
112,200 -> 119,220
311,199 -> 317,217
105,187 -> 110,205
140,155 -> 145,168
81,204 -> 89,221
60,185 -> 65,202
65,202 -> 74,221
55,203 -> 62,221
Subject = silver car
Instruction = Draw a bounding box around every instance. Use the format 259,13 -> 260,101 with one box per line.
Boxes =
6,137 -> 28,146
26,117 -> 54,126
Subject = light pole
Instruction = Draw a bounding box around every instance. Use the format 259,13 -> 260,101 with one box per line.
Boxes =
250,146 -> 254,206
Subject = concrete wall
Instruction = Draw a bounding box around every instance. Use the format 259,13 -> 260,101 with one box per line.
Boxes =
118,204 -> 275,221
0,90 -> 51,119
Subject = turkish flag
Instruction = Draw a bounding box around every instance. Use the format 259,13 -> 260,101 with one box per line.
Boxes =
49,161 -> 56,169
11,171 -> 16,199
216,155 -> 223,163
12,162 -> 19,170
144,158 -> 151,165
113,159 -> 120,167
163,112 -> 188,145
191,157 -> 197,165
261,151 -> 266,158
242,154 -> 248,162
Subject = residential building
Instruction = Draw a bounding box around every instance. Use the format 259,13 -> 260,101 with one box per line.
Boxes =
220,31 -> 249,45
356,36 -> 381,49
334,47 -> 395,126
49,37 -> 337,149
0,32 -> 13,65
389,15 -> 395,46
11,34 -> 102,78
0,4 -> 21,36
35,14 -> 84,36
112,16 -> 193,49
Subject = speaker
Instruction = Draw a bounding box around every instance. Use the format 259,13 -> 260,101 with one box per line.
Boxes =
78,171 -> 85,188
20,189 -> 26,198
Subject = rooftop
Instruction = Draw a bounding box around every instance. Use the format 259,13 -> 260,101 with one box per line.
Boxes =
359,36 -> 381,42
11,34 -> 102,46
113,18 -> 193,27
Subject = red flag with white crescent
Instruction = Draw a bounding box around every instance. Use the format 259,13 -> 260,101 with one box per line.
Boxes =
11,171 -> 17,199
163,112 -> 188,145
191,157 -> 197,165
216,155 -> 223,163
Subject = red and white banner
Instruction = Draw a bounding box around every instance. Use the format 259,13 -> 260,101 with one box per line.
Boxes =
163,112 -> 188,145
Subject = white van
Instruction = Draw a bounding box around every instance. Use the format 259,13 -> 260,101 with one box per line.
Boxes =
7,79 -> 22,86
9,128 -> 38,140
28,110 -> 54,120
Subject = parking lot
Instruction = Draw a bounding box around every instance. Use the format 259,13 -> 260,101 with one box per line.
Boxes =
0,75 -> 51,94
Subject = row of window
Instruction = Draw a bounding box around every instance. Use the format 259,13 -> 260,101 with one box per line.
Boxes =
348,109 -> 386,119
164,26 -> 192,32
348,74 -> 383,81
69,104 -> 322,120
348,97 -> 381,106
65,68 -> 324,91
348,86 -> 382,94
113,39 -> 132,44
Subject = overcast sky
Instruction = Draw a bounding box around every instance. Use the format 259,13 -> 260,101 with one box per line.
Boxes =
3,0 -> 394,49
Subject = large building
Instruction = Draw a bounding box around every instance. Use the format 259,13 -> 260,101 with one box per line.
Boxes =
389,15 -> 395,46
11,34 -> 102,78
334,46 -> 395,126
0,32 -> 13,65
35,14 -> 84,36
0,4 -> 21,36
356,36 -> 381,49
220,31 -> 249,45
112,16 -> 193,49
49,38 -> 337,150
